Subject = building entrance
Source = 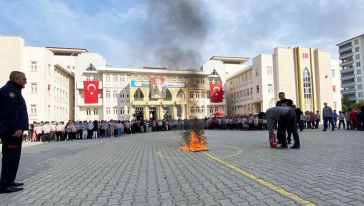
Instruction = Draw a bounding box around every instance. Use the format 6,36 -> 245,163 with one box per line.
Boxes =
149,107 -> 157,120
163,106 -> 172,120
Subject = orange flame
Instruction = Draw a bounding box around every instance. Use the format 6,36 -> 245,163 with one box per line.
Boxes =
180,130 -> 208,152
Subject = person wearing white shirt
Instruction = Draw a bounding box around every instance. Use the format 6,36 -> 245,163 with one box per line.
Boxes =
42,122 -> 51,142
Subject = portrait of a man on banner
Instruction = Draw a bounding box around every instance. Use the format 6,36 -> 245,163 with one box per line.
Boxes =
150,77 -> 166,98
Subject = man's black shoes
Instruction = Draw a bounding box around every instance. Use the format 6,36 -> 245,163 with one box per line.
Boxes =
277,145 -> 288,149
0,186 -> 23,193
13,182 -> 24,187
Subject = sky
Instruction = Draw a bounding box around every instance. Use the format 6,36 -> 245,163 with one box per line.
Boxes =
1,0 -> 363,69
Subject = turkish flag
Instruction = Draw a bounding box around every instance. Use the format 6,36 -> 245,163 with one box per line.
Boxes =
84,81 -> 99,104
210,84 -> 223,103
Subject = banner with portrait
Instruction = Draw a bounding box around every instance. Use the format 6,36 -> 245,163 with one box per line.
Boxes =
150,77 -> 166,98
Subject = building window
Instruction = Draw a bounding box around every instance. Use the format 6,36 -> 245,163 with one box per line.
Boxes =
113,91 -> 118,98
303,68 -> 312,99
86,63 -> 96,71
354,39 -> 359,45
356,62 -> 361,67
120,108 -> 125,114
355,47 -> 359,52
113,107 -> 117,114
201,107 -> 205,113
190,92 -> 194,98
209,107 -> 214,114
113,75 -> 118,82
86,108 -> 91,116
190,107 -> 194,113
356,54 -> 360,60
256,86 -> 260,93
357,69 -> 361,75
201,78 -> 205,84
94,109 -> 98,115
31,61 -> 37,72
196,107 -> 200,113
106,75 -> 110,81
127,107 -> 130,114
176,90 -> 185,100
135,107 -> 143,117
30,105 -> 37,115
358,77 -> 362,82
106,108 -> 110,115
106,91 -> 110,98
215,107 -> 219,112
165,89 -> 172,100
211,69 -> 218,75
201,91 -> 205,98
195,92 -> 199,99
359,92 -> 363,97
267,66 -> 273,75
358,84 -> 362,90
134,89 -> 144,99
31,83 -> 37,93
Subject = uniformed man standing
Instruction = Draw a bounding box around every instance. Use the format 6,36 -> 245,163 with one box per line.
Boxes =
0,71 -> 29,193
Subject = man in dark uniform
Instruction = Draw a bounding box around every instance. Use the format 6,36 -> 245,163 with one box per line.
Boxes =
276,92 -> 294,107
276,92 -> 294,144
0,71 -> 29,193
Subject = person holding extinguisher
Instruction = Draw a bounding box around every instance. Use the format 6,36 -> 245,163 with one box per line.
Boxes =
266,106 -> 300,149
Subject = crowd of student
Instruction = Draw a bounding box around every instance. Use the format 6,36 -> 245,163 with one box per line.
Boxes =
294,107 -> 364,131
23,119 -> 186,142
20,105 -> 364,143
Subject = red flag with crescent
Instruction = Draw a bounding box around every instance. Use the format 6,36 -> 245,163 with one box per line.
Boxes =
210,84 -> 223,103
84,81 -> 99,104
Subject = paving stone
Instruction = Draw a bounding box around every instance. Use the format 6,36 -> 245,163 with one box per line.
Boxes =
0,130 -> 363,205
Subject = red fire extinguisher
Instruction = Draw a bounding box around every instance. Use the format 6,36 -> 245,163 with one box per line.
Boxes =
270,132 -> 277,148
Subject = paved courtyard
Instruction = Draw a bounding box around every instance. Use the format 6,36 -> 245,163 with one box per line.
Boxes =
0,129 -> 364,206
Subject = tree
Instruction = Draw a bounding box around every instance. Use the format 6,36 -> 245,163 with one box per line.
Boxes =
352,100 -> 364,110
342,97 -> 353,113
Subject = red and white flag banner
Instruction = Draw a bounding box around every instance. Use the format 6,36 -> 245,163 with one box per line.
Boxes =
84,81 -> 99,104
210,84 -> 223,103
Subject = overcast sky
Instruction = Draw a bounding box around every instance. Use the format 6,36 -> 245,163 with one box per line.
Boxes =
1,0 -> 363,69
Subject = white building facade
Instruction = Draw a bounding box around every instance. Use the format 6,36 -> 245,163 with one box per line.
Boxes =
337,34 -> 364,103
227,47 -> 342,115
1,36 -> 343,121
0,36 -> 77,122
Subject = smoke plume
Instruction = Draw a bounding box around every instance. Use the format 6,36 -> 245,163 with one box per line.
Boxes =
144,0 -> 209,69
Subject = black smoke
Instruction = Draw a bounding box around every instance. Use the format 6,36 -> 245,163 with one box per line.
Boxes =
144,0 -> 209,69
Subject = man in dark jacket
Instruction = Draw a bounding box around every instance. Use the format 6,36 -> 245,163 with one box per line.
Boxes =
276,92 -> 294,144
0,71 -> 29,193
322,102 -> 334,131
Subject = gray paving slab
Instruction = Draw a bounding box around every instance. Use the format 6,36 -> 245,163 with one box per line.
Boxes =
0,129 -> 363,205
